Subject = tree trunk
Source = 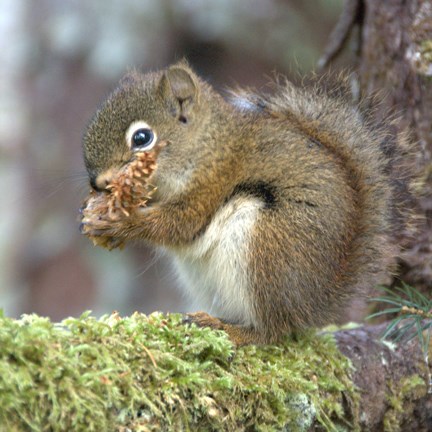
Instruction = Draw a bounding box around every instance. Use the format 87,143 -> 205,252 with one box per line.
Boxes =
321,0 -> 432,293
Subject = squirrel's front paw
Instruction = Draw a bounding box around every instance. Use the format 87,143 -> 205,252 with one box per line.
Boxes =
79,222 -> 125,250
79,193 -> 128,250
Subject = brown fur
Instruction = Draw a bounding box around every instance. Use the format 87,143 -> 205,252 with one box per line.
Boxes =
82,61 -> 416,345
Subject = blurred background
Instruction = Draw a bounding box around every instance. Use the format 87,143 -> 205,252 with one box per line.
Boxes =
0,0 -> 345,320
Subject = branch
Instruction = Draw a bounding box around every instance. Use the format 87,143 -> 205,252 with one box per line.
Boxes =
0,312 -> 430,431
317,0 -> 363,70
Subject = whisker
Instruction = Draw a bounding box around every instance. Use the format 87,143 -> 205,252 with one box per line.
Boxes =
7,169 -> 91,207
134,249 -> 162,278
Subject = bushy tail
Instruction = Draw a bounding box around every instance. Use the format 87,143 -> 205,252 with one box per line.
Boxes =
240,73 -> 418,297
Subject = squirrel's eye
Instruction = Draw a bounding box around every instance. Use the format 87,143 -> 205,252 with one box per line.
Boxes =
132,128 -> 154,149
125,121 -> 157,152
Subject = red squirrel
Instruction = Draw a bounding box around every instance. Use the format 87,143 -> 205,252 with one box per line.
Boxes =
81,61 -> 415,345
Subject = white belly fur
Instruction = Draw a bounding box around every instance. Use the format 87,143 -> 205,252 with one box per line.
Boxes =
170,196 -> 263,326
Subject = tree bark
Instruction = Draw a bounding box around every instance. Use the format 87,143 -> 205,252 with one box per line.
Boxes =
321,0 -> 432,293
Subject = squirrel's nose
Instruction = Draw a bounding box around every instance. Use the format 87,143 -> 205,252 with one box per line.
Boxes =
92,168 -> 117,192
89,177 -> 102,192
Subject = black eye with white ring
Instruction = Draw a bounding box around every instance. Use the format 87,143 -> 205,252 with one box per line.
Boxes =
125,121 -> 157,152
131,128 -> 154,149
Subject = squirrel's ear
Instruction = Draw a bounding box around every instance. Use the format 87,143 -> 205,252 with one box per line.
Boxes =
158,63 -> 199,123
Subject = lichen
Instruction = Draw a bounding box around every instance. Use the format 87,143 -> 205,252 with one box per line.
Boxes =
409,39 -> 432,77
0,310 -> 359,431
285,393 -> 316,430
381,340 -> 397,352
420,40 -> 432,62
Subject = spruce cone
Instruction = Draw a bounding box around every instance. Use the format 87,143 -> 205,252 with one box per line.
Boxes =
105,150 -> 158,220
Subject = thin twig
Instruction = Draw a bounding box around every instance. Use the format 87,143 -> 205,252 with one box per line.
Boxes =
318,0 -> 362,70
400,306 -> 432,319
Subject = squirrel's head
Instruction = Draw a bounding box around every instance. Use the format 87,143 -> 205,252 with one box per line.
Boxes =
83,61 -> 224,198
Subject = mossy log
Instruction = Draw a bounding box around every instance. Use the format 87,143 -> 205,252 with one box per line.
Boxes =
0,312 -> 430,431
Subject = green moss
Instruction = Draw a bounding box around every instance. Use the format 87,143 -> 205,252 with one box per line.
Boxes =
0,311 -> 359,431
383,375 -> 426,432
